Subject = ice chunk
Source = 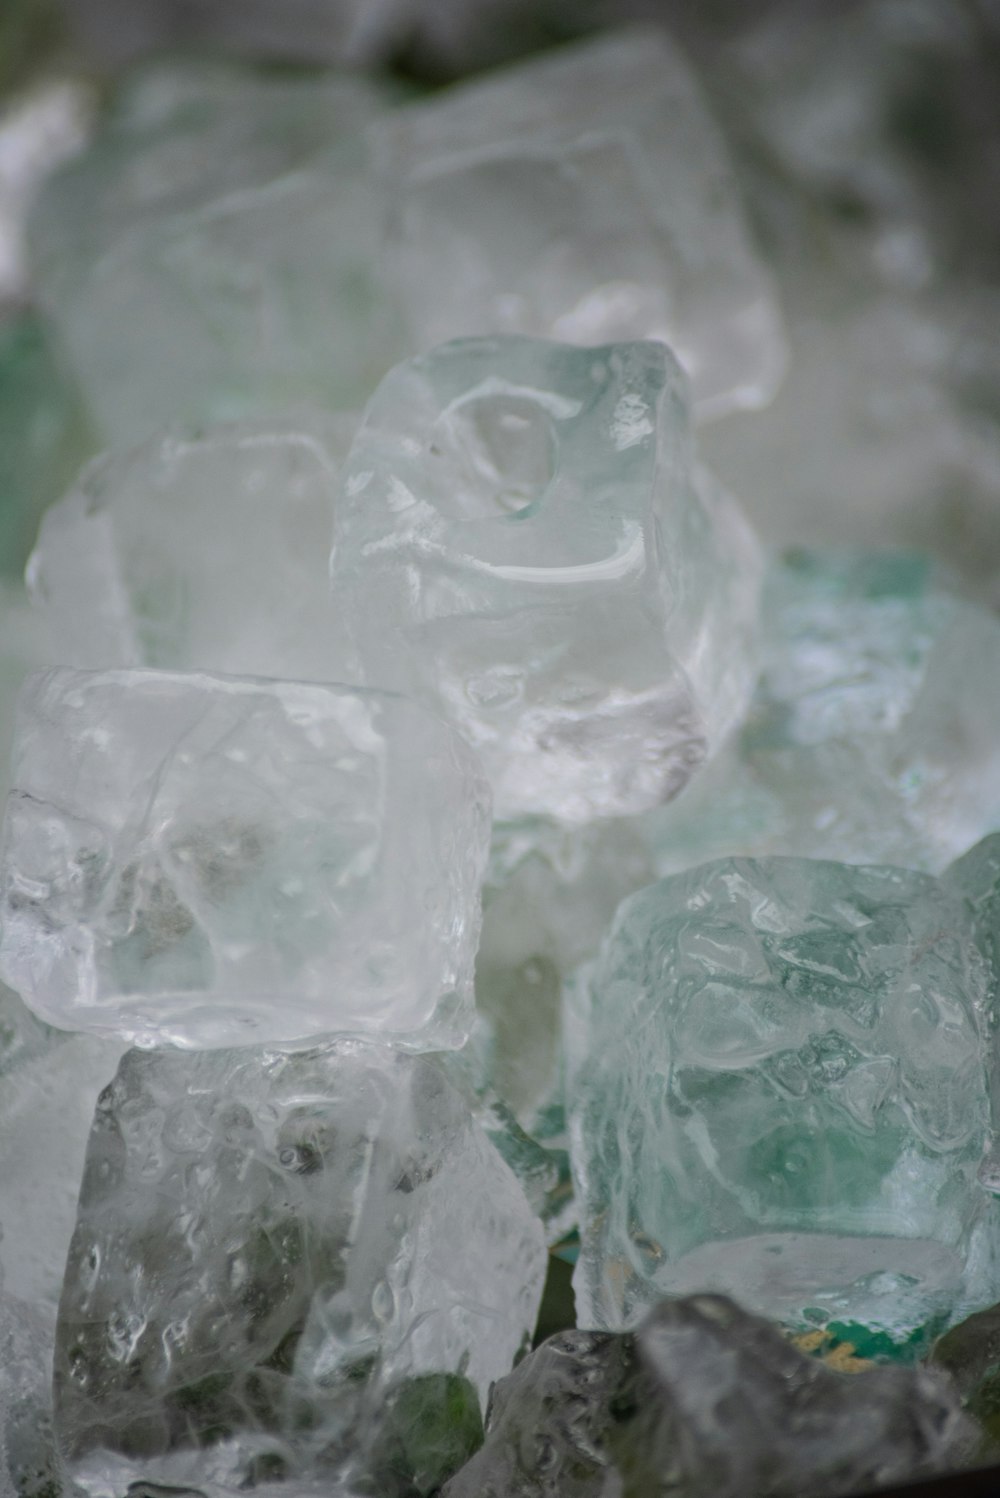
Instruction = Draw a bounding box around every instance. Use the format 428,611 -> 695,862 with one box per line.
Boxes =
644,550 -> 1000,875
28,414 -> 357,682
444,1296 -> 977,1498
371,27 -> 787,421
569,853 -> 992,1342
0,667 -> 490,1049
332,335 -> 762,823
29,62 -> 401,446
0,982 -> 123,1318
54,1041 -> 546,1493
441,1325 -> 634,1497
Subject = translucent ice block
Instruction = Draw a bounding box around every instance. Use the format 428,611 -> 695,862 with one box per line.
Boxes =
372,27 -> 787,421
569,853 -> 992,1342
54,1041 -> 546,1493
29,61 -> 401,445
0,668 -> 490,1049
332,335 -> 762,823
443,1296 -> 976,1497
28,414 -> 357,682
644,550 -> 1000,876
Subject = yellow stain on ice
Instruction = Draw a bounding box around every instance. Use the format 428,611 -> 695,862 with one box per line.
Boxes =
789,1328 -> 872,1373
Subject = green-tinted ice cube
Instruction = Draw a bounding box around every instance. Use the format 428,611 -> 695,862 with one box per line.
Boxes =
645,549 -> 1000,875
569,851 -> 992,1342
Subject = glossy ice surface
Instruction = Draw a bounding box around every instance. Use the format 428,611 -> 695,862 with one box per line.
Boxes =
0,668 -> 490,1048
333,334 -> 761,823
569,851 -> 993,1341
29,414 -> 357,682
54,1042 -> 545,1493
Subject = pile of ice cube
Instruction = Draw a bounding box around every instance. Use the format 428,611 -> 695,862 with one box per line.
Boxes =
2,5 -> 1000,1495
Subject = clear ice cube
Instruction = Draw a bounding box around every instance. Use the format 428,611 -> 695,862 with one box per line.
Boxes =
0,667 -> 490,1049
29,61 -> 400,446
28,414 -> 358,683
54,1041 -> 546,1493
332,334 -> 762,823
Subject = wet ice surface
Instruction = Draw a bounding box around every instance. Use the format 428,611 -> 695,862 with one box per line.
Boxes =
333,334 -> 761,823
2,3 -> 1000,1495
0,668 -> 490,1048
569,848 -> 995,1341
54,1042 -> 545,1495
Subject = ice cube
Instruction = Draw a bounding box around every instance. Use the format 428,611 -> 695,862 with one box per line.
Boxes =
0,667 -> 490,1049
54,1041 -> 546,1493
569,852 -> 992,1343
29,61 -> 401,446
28,414 -> 357,683
332,334 -> 762,823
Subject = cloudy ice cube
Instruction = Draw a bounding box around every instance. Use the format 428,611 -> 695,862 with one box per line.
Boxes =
28,414 -> 357,683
